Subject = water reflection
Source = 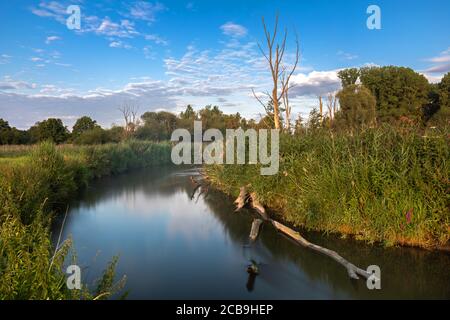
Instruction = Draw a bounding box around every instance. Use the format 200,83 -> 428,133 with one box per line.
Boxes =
53,167 -> 450,299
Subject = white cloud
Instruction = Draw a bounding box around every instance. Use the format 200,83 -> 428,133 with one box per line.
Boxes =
96,18 -> 139,38
0,80 -> 177,128
421,47 -> 450,82
30,57 -> 44,62
337,50 -> 358,61
144,34 -> 168,46
0,54 -> 12,64
0,78 -> 37,90
30,1 -> 67,24
46,36 -> 61,44
128,1 -> 166,22
109,41 -> 132,49
290,71 -> 341,97
220,22 -> 248,38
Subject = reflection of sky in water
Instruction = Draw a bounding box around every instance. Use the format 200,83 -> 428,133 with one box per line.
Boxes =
56,168 -> 450,299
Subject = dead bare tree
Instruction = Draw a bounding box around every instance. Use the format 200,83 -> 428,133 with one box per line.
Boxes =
118,102 -> 140,138
326,92 -> 338,125
253,14 -> 299,130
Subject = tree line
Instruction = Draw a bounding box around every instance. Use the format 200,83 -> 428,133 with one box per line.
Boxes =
0,68 -> 448,145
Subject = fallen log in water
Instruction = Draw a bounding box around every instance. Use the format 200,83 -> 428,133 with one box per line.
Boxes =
234,186 -> 249,212
234,186 -> 370,280
249,218 -> 263,241
271,220 -> 370,280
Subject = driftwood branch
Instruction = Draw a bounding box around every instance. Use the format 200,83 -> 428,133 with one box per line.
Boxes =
249,219 -> 263,242
233,186 -> 370,280
271,220 -> 369,279
234,186 -> 249,212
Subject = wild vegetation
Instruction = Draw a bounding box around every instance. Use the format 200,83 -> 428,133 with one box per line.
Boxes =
0,141 -> 172,299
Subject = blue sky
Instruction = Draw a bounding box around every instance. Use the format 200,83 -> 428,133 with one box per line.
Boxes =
0,0 -> 449,129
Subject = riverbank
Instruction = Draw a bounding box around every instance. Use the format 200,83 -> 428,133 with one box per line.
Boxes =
0,141 -> 172,299
205,125 -> 449,249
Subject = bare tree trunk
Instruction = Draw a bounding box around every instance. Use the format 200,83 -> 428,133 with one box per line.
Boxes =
234,187 -> 370,280
254,15 -> 299,130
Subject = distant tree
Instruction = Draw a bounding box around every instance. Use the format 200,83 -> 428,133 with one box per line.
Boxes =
72,116 -> 99,137
138,111 -> 178,140
439,72 -> 450,109
30,118 -> 69,144
336,84 -> 377,129
0,118 -> 12,144
253,14 -> 299,130
359,66 -> 429,122
118,102 -> 140,138
337,68 -> 360,88
105,126 -> 125,143
428,72 -> 450,126
179,104 -> 196,120
73,127 -> 108,145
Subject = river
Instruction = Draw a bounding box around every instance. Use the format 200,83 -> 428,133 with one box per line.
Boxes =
52,167 -> 450,299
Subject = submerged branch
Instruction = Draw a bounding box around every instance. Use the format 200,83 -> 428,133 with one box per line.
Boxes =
234,186 -> 370,280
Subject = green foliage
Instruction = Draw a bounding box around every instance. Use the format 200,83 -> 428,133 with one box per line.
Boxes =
0,140 -> 172,299
73,127 -> 109,145
30,118 -> 69,144
359,66 -> 430,122
336,84 -> 377,129
72,116 -> 99,138
0,119 -> 30,145
206,125 -> 450,248
337,68 -> 360,88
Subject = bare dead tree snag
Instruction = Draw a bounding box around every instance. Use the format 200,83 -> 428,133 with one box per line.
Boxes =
319,96 -> 323,121
118,102 -> 140,138
326,92 -> 338,125
254,14 -> 300,130
249,219 -> 263,241
234,187 -> 370,280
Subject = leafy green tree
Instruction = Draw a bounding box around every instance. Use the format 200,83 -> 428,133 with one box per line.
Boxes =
73,127 -> 108,145
337,68 -> 360,88
0,118 -> 12,144
179,104 -> 196,120
438,72 -> 450,109
72,116 -> 99,138
336,84 -> 377,129
105,126 -> 125,143
359,66 -> 429,122
428,72 -> 450,126
29,118 -> 69,144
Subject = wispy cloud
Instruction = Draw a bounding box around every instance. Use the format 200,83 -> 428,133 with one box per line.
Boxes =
128,1 -> 166,22
144,34 -> 168,46
220,22 -> 248,38
96,18 -> 139,38
0,77 -> 37,90
337,50 -> 358,61
421,47 -> 450,82
109,41 -> 132,49
45,36 -> 61,44
0,54 -> 12,64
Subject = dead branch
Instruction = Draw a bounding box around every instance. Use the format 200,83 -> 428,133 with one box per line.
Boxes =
249,219 -> 263,242
234,187 -> 370,280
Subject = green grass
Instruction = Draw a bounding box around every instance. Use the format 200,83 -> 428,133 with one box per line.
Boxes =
0,140 -> 172,299
206,125 -> 449,248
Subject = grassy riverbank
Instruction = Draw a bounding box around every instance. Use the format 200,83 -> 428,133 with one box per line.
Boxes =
0,141 -> 172,299
206,125 -> 449,249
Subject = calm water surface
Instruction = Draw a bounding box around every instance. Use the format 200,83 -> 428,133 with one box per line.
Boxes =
53,167 -> 450,299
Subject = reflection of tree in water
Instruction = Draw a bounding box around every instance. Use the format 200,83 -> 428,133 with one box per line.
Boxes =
61,167 -> 450,299
201,185 -> 450,299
